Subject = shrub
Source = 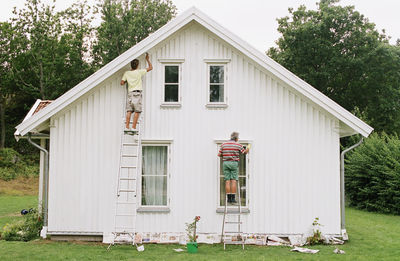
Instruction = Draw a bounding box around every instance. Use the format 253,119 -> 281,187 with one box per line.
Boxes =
0,148 -> 39,181
345,133 -> 400,215
1,209 -> 43,241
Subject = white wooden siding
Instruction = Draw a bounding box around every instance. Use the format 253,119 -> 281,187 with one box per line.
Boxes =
48,21 -> 341,236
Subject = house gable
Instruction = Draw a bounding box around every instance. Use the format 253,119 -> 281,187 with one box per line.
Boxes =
15,6 -> 372,138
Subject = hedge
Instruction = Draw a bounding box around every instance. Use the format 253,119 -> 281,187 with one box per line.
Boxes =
345,133 -> 400,215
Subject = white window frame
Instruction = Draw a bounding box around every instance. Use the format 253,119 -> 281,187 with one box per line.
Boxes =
205,59 -> 230,108
215,139 -> 251,213
159,59 -> 184,108
137,140 -> 172,212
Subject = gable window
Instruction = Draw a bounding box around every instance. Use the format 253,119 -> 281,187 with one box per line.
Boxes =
141,145 -> 168,206
205,59 -> 230,108
159,59 -> 184,108
209,65 -> 225,102
217,141 -> 249,210
164,65 -> 180,102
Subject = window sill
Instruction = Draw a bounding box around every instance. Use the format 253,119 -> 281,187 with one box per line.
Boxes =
205,104 -> 228,109
160,103 -> 182,109
216,207 -> 249,214
137,207 -> 170,213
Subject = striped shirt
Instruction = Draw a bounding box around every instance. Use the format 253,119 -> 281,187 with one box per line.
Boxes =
218,141 -> 245,161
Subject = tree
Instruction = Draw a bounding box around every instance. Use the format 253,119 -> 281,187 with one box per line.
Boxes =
93,0 -> 176,66
267,0 -> 400,134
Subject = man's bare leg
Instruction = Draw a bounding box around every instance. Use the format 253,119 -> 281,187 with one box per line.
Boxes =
132,112 -> 140,129
125,111 -> 132,129
230,180 -> 237,194
225,180 -> 231,194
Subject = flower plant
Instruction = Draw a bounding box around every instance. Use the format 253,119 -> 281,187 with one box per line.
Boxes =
185,216 -> 200,242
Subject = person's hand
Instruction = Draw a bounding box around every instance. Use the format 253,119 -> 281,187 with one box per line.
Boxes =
145,52 -> 149,60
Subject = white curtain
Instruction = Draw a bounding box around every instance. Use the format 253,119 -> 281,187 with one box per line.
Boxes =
142,146 -> 167,206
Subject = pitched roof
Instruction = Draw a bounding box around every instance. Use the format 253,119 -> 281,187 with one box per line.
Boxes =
15,6 -> 373,137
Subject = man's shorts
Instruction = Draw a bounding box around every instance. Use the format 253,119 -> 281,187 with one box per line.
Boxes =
126,91 -> 142,113
223,161 -> 239,180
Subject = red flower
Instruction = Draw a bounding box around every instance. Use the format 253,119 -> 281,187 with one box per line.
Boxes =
195,216 -> 201,222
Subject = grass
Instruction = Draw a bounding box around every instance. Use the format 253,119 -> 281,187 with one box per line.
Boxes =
0,179 -> 399,260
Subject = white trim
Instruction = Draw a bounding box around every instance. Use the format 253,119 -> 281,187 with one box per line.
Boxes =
203,58 -> 231,63
158,58 -> 185,63
14,99 -> 41,137
15,6 -> 373,137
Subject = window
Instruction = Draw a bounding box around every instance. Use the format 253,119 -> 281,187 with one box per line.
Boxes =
209,65 -> 225,103
158,59 -> 184,107
141,145 -> 168,206
218,143 -> 249,208
164,65 -> 180,102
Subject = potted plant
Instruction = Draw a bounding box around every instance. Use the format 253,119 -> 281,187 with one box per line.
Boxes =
185,216 -> 200,253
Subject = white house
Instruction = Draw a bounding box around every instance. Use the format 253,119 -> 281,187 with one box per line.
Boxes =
15,7 -> 372,244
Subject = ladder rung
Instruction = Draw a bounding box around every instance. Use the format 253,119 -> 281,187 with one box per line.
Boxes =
122,154 -> 137,157
119,189 -> 135,192
123,143 -> 137,146
121,166 -> 137,168
116,214 -> 136,217
225,221 -> 242,224
224,231 -> 243,234
119,178 -> 136,180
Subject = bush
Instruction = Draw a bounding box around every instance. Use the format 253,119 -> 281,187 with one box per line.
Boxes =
345,133 -> 400,215
1,209 -> 43,241
0,148 -> 39,181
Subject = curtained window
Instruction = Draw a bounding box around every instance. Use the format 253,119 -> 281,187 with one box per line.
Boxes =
141,146 -> 168,206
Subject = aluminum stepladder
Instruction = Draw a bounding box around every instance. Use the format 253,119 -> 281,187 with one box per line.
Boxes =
221,179 -> 245,250
108,92 -> 143,250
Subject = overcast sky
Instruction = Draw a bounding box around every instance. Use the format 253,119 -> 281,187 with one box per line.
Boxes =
1,0 -> 399,52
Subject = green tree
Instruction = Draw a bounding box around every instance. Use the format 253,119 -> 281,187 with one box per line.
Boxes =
93,0 -> 176,66
268,0 -> 400,134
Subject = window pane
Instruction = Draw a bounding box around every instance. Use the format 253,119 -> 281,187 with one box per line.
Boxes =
164,84 -> 179,102
210,84 -> 224,102
141,176 -> 167,206
210,66 -> 224,83
165,66 -> 179,83
142,146 -> 168,206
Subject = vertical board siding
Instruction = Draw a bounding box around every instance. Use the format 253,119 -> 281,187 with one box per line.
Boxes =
48,77 -> 125,233
49,21 -> 341,236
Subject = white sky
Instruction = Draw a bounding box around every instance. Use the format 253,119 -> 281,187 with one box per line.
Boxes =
1,0 -> 400,52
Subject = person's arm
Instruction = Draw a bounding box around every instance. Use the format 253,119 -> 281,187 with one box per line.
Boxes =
242,144 -> 251,154
121,72 -> 127,85
145,52 -> 153,72
120,80 -> 126,85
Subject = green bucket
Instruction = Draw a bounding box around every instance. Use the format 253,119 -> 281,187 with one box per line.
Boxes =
187,242 -> 198,253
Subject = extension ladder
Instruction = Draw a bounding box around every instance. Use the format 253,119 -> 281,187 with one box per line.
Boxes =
108,108 -> 143,249
221,179 -> 245,250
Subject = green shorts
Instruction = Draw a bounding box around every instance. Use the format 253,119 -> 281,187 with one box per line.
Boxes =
223,161 -> 239,180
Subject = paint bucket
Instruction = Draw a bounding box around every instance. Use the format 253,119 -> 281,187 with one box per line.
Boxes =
186,242 -> 198,253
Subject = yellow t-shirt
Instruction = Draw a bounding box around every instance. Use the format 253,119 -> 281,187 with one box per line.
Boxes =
122,69 -> 147,92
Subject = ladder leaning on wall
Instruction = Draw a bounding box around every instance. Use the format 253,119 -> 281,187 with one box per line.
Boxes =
108,96 -> 143,249
221,179 -> 245,250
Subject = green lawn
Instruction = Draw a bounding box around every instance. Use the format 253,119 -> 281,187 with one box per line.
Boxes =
0,195 -> 37,229
0,196 -> 399,260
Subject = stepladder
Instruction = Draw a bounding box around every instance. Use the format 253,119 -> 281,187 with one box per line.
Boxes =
221,179 -> 245,250
108,115 -> 143,249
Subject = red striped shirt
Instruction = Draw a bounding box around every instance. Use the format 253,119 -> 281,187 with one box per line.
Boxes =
218,141 -> 245,161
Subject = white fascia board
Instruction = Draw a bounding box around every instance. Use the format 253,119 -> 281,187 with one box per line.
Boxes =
14,99 -> 42,138
191,9 -> 373,137
16,9 -> 197,137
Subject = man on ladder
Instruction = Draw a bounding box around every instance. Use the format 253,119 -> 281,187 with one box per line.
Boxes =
120,53 -> 153,131
218,132 -> 250,203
